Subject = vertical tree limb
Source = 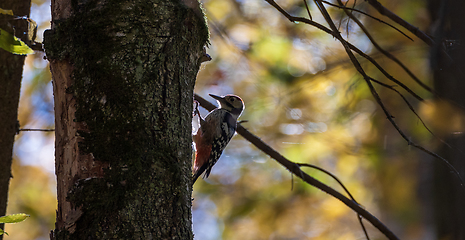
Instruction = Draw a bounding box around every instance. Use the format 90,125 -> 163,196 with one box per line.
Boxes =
0,1 -> 31,239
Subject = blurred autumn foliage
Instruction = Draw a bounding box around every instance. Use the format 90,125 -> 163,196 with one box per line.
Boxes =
5,0 -> 463,239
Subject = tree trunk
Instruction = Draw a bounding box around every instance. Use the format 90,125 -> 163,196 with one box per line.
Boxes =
44,0 -> 208,238
428,0 -> 465,239
0,0 -> 31,238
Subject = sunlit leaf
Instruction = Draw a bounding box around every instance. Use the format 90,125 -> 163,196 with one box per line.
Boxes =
0,228 -> 9,236
0,213 -> 30,224
0,28 -> 34,55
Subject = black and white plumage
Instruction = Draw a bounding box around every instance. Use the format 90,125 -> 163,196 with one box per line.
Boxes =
192,94 -> 244,184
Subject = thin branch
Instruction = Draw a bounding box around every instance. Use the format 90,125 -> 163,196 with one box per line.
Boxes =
261,2 -> 464,187
345,0 -> 354,39
263,0 -> 460,176
365,0 -> 434,46
350,44 -> 425,102
368,74 -> 465,190
332,0 -> 434,94
194,93 -> 399,240
322,0 -> 413,41
335,0 -> 346,35
311,0 -> 465,191
365,0 -> 465,97
369,78 -> 431,132
302,0 -> 312,20
18,128 -> 55,132
297,163 -> 355,202
297,163 -> 370,240
368,77 -> 457,149
264,0 -> 425,102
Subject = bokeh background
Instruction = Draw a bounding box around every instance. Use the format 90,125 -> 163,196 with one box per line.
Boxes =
5,0 -> 446,239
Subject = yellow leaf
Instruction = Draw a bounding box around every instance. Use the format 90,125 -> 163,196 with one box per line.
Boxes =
0,213 -> 30,224
0,28 -> 34,55
0,8 -> 14,16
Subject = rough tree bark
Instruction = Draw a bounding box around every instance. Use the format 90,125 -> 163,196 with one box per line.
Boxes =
44,0 -> 208,238
0,0 -> 31,238
428,0 -> 465,239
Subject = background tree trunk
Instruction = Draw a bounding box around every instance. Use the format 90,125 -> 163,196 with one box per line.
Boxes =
0,0 -> 31,238
44,0 -> 208,238
428,0 -> 465,239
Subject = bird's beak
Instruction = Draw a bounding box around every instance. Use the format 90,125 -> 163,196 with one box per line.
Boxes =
209,94 -> 224,102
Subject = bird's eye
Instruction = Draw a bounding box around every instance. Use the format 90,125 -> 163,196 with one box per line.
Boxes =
230,98 -> 235,102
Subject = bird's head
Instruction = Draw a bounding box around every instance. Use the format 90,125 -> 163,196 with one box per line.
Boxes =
209,94 -> 244,119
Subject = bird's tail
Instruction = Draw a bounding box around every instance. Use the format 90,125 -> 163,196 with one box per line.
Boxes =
192,163 -> 208,185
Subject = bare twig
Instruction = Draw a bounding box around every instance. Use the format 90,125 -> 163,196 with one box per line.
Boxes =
312,0 -> 464,190
264,0 -> 425,102
194,93 -> 399,240
332,0 -> 433,94
350,44 -> 425,102
365,0 -> 434,46
261,0 -> 465,191
368,78 -> 435,138
365,0 -> 464,98
18,128 -> 55,132
322,0 -> 413,41
368,77 -> 457,150
302,0 -> 312,20
297,163 -> 370,240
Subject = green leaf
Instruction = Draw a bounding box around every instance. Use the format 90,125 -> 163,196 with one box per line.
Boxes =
0,28 -> 34,55
0,8 -> 14,16
0,213 -> 30,224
